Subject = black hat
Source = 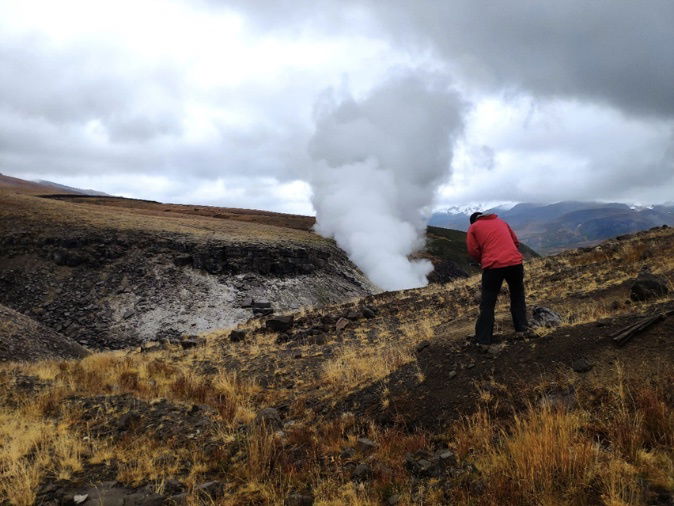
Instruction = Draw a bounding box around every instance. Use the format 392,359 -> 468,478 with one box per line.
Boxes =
469,212 -> 483,224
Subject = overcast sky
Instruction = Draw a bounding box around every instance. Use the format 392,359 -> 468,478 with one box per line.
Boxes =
1,0 -> 673,215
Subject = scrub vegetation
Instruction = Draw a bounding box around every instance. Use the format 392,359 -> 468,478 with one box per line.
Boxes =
1,190 -> 673,504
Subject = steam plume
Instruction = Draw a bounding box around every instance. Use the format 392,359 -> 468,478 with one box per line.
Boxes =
308,72 -> 465,291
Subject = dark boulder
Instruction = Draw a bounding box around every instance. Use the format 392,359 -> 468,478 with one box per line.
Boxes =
52,249 -> 86,267
630,271 -> 669,301
415,340 -> 431,353
173,254 -> 193,266
180,337 -> 206,349
346,310 -> 361,320
266,316 -> 294,332
362,306 -> 377,319
229,330 -> 246,342
571,358 -> 593,373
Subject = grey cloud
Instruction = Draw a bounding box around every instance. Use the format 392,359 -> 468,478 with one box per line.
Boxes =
442,136 -> 674,206
223,0 -> 674,120
375,0 -> 674,119
217,0 -> 674,207
0,35 -> 185,140
2,0 -> 673,214
0,29 -> 314,187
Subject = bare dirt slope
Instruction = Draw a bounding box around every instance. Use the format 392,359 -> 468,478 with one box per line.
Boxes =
0,303 -> 89,362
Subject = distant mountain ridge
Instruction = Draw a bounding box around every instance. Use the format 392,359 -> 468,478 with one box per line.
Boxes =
430,201 -> 674,254
0,173 -> 111,196
35,180 -> 111,196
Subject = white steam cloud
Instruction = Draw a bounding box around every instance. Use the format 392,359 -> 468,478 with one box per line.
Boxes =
308,72 -> 465,291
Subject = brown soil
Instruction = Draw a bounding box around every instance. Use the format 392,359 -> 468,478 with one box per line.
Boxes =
339,301 -> 674,430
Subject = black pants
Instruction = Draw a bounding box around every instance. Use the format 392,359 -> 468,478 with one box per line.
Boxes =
475,264 -> 528,344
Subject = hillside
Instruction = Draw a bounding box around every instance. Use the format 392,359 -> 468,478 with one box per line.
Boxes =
34,180 -> 111,196
0,173 -> 80,195
0,304 -> 89,362
0,221 -> 672,504
430,201 -> 674,254
0,187 -> 376,349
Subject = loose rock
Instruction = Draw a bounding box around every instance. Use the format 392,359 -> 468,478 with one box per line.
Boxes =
346,310 -> 361,320
630,270 -> 669,301
254,407 -> 283,430
195,481 -> 224,499
266,316 -> 294,332
362,306 -> 377,318
335,317 -> 350,331
229,330 -> 246,342
357,437 -> 377,452
180,337 -> 205,349
530,306 -> 562,328
416,340 -> 431,353
340,447 -> 356,459
352,463 -> 372,481
571,358 -> 593,373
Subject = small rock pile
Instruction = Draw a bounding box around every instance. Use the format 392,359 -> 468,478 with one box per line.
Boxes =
259,304 -> 379,345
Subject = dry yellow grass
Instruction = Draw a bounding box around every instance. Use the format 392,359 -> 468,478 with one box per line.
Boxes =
446,361 -> 674,506
1,331 -> 673,504
0,348 -> 265,504
318,314 -> 439,392
0,412 -> 87,505
322,344 -> 412,391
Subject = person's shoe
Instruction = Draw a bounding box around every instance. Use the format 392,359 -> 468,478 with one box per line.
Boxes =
471,338 -> 494,353
464,335 -> 478,347
485,342 -> 507,355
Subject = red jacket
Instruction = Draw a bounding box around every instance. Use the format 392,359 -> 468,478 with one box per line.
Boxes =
466,214 -> 523,269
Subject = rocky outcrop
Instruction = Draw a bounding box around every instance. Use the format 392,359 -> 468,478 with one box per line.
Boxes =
0,229 -> 376,350
190,243 -> 324,276
0,230 -> 346,278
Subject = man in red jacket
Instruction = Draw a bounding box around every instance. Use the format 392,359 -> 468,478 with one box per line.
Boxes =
467,212 -> 528,345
